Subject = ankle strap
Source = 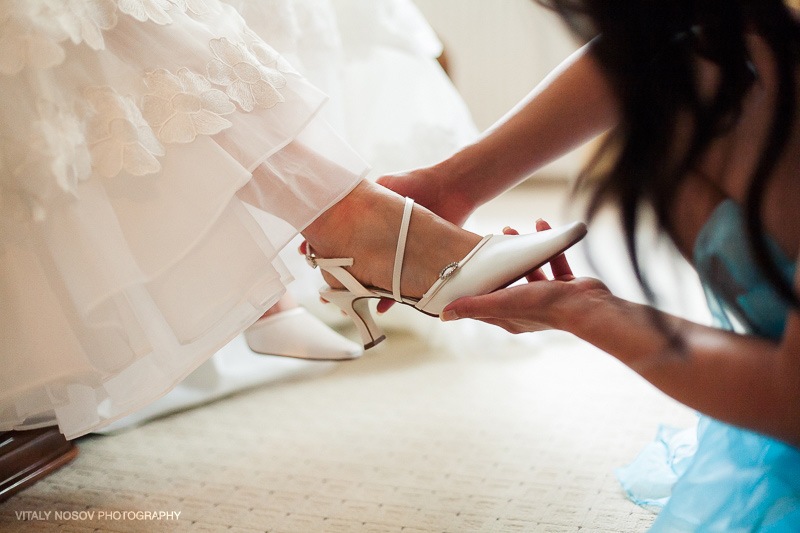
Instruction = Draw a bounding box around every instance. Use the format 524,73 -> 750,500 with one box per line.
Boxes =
392,198 -> 414,302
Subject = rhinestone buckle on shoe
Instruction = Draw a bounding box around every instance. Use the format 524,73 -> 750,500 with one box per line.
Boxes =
305,245 -> 318,269
439,262 -> 459,280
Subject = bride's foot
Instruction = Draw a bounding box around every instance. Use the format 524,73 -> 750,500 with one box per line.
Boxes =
302,181 -> 483,299
302,180 -> 587,349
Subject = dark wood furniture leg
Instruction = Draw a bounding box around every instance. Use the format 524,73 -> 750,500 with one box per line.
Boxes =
0,429 -> 78,503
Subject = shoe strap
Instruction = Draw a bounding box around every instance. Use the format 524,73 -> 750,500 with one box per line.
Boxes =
415,234 -> 492,311
392,198 -> 414,302
313,257 -> 376,297
306,244 -> 372,297
306,196 -> 414,301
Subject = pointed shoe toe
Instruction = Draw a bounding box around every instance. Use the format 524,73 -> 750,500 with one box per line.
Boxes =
245,307 -> 363,361
415,221 -> 588,316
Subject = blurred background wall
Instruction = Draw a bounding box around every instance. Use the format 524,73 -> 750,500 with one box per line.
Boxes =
413,0 -> 587,180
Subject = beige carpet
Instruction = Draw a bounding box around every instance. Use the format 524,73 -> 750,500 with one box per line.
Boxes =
0,183 -> 703,532
1,323 -> 695,533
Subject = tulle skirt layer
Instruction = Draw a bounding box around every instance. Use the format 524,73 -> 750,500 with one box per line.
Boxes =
0,0 -> 367,438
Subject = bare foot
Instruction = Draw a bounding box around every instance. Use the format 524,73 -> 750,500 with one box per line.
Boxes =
302,180 -> 482,299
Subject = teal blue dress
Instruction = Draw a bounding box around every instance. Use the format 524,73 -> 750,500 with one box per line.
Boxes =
615,199 -> 800,531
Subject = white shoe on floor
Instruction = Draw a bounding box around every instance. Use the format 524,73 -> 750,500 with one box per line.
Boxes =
244,307 -> 363,361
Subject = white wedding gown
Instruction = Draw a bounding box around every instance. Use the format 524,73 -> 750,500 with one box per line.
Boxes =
0,0 -> 371,439
0,0 -> 479,439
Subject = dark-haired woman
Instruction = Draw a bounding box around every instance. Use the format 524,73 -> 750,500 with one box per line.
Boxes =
379,3 -> 800,530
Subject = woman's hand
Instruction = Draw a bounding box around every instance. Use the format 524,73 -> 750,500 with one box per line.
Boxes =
440,220 -> 611,334
377,167 -> 476,228
375,166 -> 478,313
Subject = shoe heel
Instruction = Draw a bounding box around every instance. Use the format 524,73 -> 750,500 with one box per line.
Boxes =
321,289 -> 386,349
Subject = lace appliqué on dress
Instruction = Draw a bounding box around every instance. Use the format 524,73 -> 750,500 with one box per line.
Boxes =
168,0 -> 209,15
47,0 -> 118,51
1,1 -> 295,218
115,0 -> 206,25
142,68 -> 235,144
85,86 -> 165,178
116,0 -> 173,25
206,37 -> 287,112
33,100 -> 93,196
0,0 -> 119,75
0,100 -> 91,221
249,40 -> 297,75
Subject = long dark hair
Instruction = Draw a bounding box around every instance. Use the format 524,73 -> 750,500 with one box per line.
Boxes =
538,0 -> 800,312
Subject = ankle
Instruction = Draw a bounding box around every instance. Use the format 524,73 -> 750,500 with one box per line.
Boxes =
399,207 -> 482,297
302,180 -> 399,288
304,181 -> 379,251
301,180 -> 481,298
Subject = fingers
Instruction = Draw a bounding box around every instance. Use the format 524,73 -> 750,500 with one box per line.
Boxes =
527,268 -> 548,282
376,298 -> 395,314
440,296 -> 481,322
503,225 -> 549,282
535,219 -> 574,281
376,173 -> 406,194
502,226 -> 519,236
441,290 -> 519,322
440,285 -> 554,335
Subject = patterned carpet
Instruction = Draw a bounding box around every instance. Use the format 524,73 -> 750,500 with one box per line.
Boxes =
0,324 -> 695,532
0,184 -> 703,532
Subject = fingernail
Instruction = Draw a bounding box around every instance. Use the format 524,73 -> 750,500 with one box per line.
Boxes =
441,309 -> 459,322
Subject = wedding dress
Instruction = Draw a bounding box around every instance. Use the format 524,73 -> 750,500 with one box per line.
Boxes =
225,0 -> 479,178
1,0 -> 482,439
256,0 -> 482,329
0,0 -> 370,439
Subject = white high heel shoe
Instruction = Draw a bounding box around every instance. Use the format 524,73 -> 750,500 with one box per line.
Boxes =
245,307 -> 363,361
306,198 -> 587,349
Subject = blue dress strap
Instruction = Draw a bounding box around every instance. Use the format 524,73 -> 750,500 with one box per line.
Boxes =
692,199 -> 794,338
